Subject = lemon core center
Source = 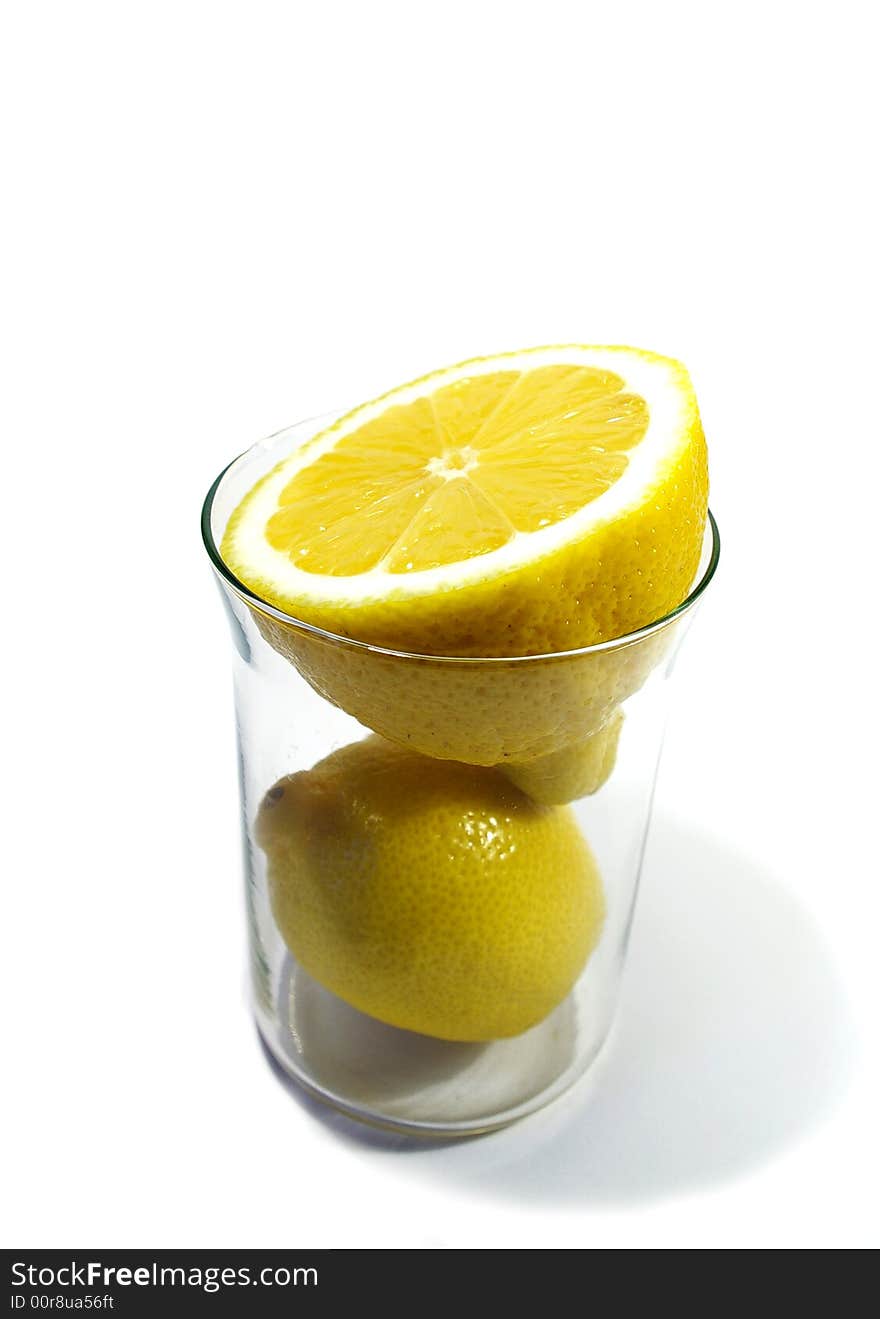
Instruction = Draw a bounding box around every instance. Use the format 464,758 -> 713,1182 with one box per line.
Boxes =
427,447 -> 480,480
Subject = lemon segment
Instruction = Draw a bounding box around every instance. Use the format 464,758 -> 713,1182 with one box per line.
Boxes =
256,737 -> 605,1042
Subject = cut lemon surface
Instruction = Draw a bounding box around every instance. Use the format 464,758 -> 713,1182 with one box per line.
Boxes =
221,345 -> 708,657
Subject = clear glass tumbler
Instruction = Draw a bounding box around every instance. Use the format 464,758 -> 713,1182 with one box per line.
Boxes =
202,416 -> 720,1136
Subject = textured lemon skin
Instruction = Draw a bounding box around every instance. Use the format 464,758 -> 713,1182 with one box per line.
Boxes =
501,707 -> 624,805
256,611 -> 669,766
256,737 -> 605,1042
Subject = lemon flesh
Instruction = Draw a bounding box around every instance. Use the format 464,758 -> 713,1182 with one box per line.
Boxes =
222,345 -> 708,658
256,737 -> 605,1042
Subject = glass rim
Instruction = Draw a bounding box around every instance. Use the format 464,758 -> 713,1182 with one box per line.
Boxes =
201,441 -> 720,666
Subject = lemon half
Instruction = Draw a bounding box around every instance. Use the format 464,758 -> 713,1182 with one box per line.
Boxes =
222,345 -> 708,657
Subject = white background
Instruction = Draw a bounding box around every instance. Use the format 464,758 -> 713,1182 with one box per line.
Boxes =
2,0 -> 878,1249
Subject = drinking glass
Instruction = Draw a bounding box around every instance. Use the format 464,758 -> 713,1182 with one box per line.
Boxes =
202,416 -> 720,1135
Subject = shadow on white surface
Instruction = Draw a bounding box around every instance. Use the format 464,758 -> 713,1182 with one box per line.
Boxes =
264,814 -> 856,1203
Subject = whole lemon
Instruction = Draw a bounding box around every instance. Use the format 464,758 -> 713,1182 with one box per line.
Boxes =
256,737 -> 605,1042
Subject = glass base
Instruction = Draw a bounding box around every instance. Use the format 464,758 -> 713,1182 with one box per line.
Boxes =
256,954 -> 612,1136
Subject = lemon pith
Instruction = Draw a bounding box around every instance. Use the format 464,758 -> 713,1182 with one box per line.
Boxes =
257,737 -> 605,1042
